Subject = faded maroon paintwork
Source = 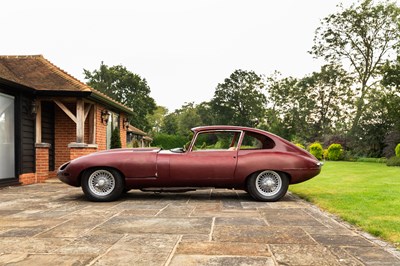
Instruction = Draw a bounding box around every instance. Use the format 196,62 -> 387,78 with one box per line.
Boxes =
58,126 -> 321,190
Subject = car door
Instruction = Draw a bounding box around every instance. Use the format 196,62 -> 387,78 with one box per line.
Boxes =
168,131 -> 241,186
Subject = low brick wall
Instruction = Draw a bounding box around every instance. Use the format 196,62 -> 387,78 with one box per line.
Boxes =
69,144 -> 98,161
36,145 -> 50,183
19,173 -> 36,185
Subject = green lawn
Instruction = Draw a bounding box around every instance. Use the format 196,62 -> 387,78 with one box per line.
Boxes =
289,161 -> 400,248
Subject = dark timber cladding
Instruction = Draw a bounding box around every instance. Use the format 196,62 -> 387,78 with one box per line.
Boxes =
20,94 -> 35,174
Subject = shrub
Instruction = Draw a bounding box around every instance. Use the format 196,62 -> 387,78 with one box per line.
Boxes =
396,144 -> 400,158
383,131 -> 400,158
110,127 -> 121,149
342,151 -> 357,162
152,134 -> 188,150
309,142 -> 323,160
386,156 -> 400,167
294,143 -> 305,149
131,139 -> 140,148
357,157 -> 387,163
323,135 -> 346,149
323,149 -> 328,160
327,143 -> 343,161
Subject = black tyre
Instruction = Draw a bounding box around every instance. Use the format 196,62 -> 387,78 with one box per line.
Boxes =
247,170 -> 289,202
81,168 -> 124,202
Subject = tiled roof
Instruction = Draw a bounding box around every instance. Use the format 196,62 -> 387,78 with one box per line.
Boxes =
128,125 -> 147,136
0,55 -> 132,113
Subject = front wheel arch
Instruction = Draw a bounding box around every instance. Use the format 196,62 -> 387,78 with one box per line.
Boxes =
246,170 -> 290,202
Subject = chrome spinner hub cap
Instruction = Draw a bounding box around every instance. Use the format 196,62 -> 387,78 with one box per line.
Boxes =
88,170 -> 115,196
255,171 -> 282,197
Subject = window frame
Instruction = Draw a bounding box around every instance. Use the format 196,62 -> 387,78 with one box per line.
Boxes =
189,130 -> 244,152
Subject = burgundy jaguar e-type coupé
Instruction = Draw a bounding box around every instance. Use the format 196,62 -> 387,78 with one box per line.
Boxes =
58,126 -> 322,202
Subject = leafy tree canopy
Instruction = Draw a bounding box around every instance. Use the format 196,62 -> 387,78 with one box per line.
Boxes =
84,62 -> 156,131
146,106 -> 168,134
210,69 -> 266,127
310,0 -> 400,133
381,56 -> 400,90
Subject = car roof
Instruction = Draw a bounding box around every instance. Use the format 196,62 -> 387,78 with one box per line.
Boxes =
191,125 -> 268,135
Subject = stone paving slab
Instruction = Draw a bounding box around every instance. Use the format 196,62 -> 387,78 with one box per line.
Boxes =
0,180 -> 399,265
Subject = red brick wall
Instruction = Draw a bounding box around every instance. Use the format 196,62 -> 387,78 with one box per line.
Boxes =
19,173 -> 36,185
36,146 -> 49,182
19,101 -> 129,186
69,147 -> 98,160
96,105 -> 107,151
19,146 -> 50,185
120,113 -> 127,148
55,103 -> 76,169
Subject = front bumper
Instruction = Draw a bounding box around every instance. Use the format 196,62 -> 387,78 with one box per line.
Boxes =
57,162 -> 80,187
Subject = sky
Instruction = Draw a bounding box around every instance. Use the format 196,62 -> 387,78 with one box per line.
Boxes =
2,0 -> 358,112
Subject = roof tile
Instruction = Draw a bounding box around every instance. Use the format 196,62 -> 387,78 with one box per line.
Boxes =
0,55 -> 132,113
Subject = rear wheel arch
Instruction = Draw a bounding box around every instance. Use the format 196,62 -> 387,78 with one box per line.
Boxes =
245,170 -> 291,186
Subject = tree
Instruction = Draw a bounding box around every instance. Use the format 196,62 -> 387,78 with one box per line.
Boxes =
175,102 -> 203,136
160,113 -> 179,135
195,101 -> 215,126
210,69 -> 266,127
298,64 -> 354,137
265,73 -> 304,140
265,66 -> 353,142
84,62 -> 156,130
310,0 -> 400,134
146,106 -> 168,134
381,56 -> 400,90
110,127 -> 121,149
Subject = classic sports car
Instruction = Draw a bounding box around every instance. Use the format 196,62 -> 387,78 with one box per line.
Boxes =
58,126 -> 322,202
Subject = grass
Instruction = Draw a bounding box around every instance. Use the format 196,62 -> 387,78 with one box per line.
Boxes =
289,161 -> 400,248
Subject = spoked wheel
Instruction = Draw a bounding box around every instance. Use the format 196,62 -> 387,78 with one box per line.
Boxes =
81,168 -> 124,202
247,170 -> 289,202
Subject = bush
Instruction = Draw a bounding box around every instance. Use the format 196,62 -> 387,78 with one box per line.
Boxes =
383,131 -> 400,158
386,156 -> 400,167
309,142 -> 323,160
132,139 -> 140,148
327,143 -> 343,161
342,151 -> 357,162
357,157 -> 387,163
323,149 -> 328,160
110,127 -> 121,149
294,143 -> 305,149
152,134 -> 188,150
396,144 -> 400,157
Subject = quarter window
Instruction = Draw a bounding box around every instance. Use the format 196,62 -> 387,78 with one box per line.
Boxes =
240,132 -> 275,150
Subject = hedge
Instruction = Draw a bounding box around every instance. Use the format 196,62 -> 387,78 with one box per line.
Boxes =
152,134 -> 188,150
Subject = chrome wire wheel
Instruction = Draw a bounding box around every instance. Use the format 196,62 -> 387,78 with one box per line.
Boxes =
88,169 -> 116,196
255,170 -> 282,197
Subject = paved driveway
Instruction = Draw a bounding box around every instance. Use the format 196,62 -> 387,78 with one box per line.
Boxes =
0,180 -> 399,266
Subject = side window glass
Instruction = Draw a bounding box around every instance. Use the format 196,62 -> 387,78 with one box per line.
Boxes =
193,131 -> 240,151
240,132 -> 275,150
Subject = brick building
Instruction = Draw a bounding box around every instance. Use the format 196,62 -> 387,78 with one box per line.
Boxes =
0,55 -> 133,186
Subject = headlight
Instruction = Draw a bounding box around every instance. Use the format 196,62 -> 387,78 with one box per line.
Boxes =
59,162 -> 70,171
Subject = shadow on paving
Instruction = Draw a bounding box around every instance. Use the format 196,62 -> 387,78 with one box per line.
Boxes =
0,180 -> 399,266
